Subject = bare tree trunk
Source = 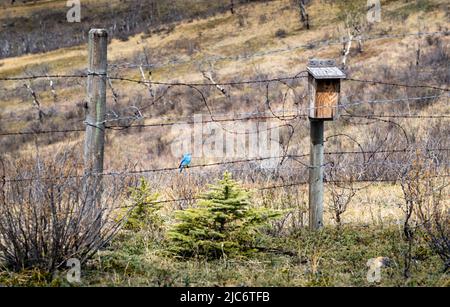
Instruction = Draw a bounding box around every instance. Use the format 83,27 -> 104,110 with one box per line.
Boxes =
403,201 -> 414,279
341,30 -> 353,69
297,0 -> 310,30
336,212 -> 342,228
202,71 -> 228,97
357,35 -> 363,53
416,45 -> 421,66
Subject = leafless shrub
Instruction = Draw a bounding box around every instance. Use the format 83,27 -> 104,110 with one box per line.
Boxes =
258,14 -> 268,25
165,173 -> 203,210
171,37 -> 201,56
237,13 -> 248,28
275,29 -> 288,39
326,157 -> 358,228
0,149 -> 129,272
263,184 -> 308,235
292,0 -> 310,30
398,149 -> 450,274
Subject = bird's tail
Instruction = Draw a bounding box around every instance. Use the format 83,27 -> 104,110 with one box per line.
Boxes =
179,166 -> 184,173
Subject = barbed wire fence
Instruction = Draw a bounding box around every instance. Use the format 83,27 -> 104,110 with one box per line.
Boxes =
0,29 -> 449,210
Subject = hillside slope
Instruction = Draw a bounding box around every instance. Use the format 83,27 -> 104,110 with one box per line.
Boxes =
0,0 -> 448,170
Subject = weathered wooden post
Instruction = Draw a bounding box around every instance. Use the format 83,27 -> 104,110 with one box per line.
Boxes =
85,29 -> 107,173
84,29 -> 108,236
307,59 -> 345,230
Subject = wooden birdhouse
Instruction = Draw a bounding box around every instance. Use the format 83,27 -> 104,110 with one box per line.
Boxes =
307,59 -> 346,120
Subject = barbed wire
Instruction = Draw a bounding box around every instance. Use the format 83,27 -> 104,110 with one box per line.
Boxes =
3,147 -> 448,183
108,73 -> 307,87
94,173 -> 450,209
340,94 -> 447,108
0,128 -> 85,137
341,114 -> 450,120
98,93 -> 450,131
0,72 -> 306,85
0,90 -> 446,131
2,73 -> 447,103
345,78 -> 450,92
107,74 -> 450,92
0,74 -> 88,82
1,107 -> 448,138
2,112 -> 447,137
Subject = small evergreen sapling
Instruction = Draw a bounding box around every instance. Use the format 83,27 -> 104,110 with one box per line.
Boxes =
168,172 -> 281,258
124,177 -> 162,232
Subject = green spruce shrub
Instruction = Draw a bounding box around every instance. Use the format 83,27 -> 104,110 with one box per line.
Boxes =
124,178 -> 162,233
168,172 -> 281,258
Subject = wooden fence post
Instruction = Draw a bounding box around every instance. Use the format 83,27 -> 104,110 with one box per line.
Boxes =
85,29 -> 107,174
309,120 -> 325,230
84,29 -> 108,234
307,59 -> 346,230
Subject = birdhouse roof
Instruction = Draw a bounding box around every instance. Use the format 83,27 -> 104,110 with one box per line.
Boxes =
307,59 -> 346,80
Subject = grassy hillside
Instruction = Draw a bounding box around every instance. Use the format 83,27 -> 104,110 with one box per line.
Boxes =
0,0 -> 237,58
0,0 -> 448,165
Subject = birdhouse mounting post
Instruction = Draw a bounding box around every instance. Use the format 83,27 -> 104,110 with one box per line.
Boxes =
307,59 -> 346,230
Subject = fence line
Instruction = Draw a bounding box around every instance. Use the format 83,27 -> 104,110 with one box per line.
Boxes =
345,78 -> 450,92
114,173 -> 450,209
0,128 -> 85,137
3,148 -> 449,184
1,73 -> 449,92
341,114 -> 450,120
340,94 -> 448,107
0,74 -> 88,82
0,91 -> 446,131
2,113 -> 449,137
0,72 -> 306,85
1,111 -> 449,137
1,29 -> 449,225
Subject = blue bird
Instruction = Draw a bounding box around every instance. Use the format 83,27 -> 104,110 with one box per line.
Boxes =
179,153 -> 192,173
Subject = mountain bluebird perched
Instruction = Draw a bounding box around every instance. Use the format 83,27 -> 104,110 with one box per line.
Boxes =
179,153 -> 192,173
